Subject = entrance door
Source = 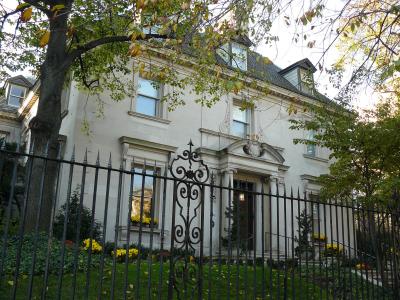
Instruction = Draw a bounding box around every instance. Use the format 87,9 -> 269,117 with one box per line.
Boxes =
233,180 -> 255,251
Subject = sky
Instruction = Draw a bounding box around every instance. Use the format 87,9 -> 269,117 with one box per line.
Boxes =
255,0 -> 378,110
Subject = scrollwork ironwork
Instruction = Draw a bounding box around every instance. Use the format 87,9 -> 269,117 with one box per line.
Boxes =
168,140 -> 210,299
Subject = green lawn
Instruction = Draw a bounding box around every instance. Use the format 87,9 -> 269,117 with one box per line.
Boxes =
2,260 -> 324,299
1,260 -> 392,299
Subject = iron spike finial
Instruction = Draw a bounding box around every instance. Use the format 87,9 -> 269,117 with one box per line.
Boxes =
29,140 -> 35,155
83,148 -> 88,163
71,145 -> 76,162
108,152 -> 112,167
43,141 -> 50,157
96,150 -> 100,165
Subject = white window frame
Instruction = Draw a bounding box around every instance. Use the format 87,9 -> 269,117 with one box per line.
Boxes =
135,77 -> 162,117
231,42 -> 247,71
7,84 -> 26,107
0,131 -> 8,145
299,68 -> 314,95
217,42 -> 247,71
306,130 -> 317,157
231,102 -> 251,138
130,164 -> 161,229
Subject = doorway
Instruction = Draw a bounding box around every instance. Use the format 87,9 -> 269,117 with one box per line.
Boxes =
233,179 -> 255,251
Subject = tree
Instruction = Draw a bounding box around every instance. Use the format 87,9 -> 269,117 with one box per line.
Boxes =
0,0 -> 286,231
289,100 -> 400,290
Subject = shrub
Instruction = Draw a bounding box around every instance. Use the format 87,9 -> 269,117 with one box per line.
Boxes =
53,189 -> 101,242
294,209 -> 314,258
0,232 -> 104,275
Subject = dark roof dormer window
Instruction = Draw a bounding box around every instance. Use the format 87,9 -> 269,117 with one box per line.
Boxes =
279,58 -> 317,95
4,75 -> 33,108
217,41 -> 248,71
7,84 -> 26,107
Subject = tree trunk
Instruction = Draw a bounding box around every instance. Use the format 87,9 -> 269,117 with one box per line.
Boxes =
24,9 -> 69,232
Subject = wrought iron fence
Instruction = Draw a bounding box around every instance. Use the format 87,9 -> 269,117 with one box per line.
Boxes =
0,140 -> 399,299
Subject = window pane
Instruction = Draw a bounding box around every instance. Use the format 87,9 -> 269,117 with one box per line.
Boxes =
231,43 -> 247,71
306,130 -> 316,156
233,105 -> 247,122
136,95 -> 157,116
217,43 -> 230,64
131,169 -> 154,219
138,78 -> 159,98
10,85 -> 25,97
306,144 -> 316,156
8,95 -> 21,107
232,120 -> 247,137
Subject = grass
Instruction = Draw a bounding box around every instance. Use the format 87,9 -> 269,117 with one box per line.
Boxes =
0,259 -> 393,299
2,259 -> 325,300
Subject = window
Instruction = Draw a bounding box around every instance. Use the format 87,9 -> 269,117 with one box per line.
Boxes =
131,167 -> 159,226
0,132 -> 8,145
8,85 -> 26,107
217,42 -> 247,71
232,104 -> 249,138
141,14 -> 162,35
306,131 -> 316,156
231,43 -> 247,71
299,68 -> 314,94
136,77 -> 161,117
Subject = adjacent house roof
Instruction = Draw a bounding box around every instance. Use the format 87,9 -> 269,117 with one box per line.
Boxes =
6,75 -> 35,88
0,75 -> 34,115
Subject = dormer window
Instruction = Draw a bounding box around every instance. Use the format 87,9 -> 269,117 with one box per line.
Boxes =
218,42 -> 247,71
299,68 -> 314,95
8,84 -> 26,107
279,58 -> 317,96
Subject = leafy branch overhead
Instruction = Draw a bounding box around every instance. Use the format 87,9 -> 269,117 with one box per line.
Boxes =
0,0 -> 282,109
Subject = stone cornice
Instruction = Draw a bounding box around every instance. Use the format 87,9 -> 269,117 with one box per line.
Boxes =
0,111 -> 19,122
119,136 -> 177,154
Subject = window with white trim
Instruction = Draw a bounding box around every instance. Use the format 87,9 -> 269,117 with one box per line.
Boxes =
0,132 -> 8,145
232,104 -> 250,138
131,166 -> 159,227
217,42 -> 247,71
8,85 -> 26,107
136,77 -> 161,117
299,68 -> 314,95
306,130 -> 316,156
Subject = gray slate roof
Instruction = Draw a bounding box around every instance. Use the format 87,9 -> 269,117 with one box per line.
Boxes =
0,97 -> 18,113
246,51 -> 330,103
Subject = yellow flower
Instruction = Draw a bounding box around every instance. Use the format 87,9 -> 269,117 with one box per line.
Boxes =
325,243 -> 343,252
312,233 -> 327,241
355,263 -> 369,270
112,248 -> 139,259
131,215 -> 141,223
82,238 -> 102,253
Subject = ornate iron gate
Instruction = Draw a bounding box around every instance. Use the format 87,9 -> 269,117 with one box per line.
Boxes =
168,140 -> 210,299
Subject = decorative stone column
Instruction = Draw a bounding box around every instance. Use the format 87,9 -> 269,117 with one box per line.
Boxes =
217,168 -> 235,254
268,175 -> 285,258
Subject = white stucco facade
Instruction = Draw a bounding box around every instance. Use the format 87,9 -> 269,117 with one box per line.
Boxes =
1,55 -> 356,258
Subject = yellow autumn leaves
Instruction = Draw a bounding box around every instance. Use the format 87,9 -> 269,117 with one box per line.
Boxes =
20,7 -> 32,22
17,3 -> 67,48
